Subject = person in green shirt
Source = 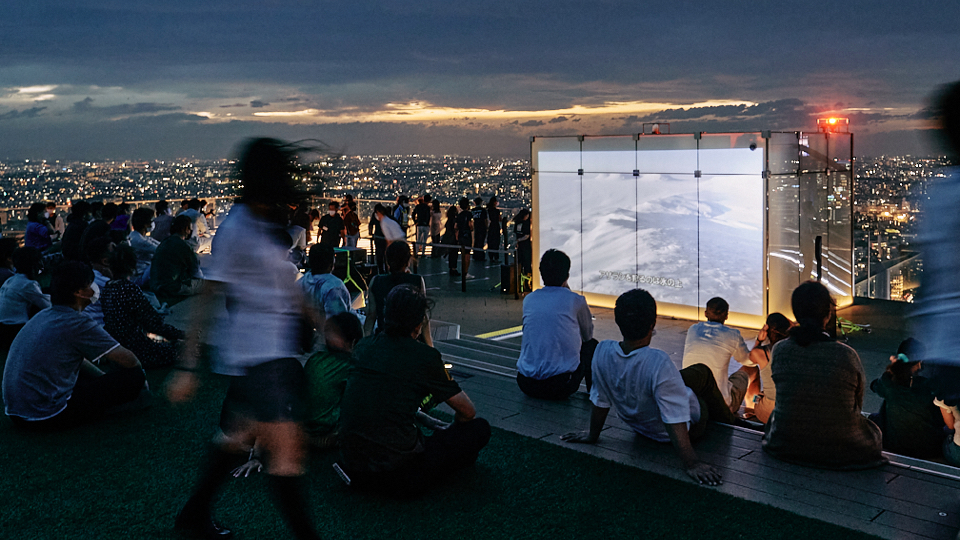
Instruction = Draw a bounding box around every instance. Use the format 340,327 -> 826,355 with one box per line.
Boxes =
303,312 -> 363,448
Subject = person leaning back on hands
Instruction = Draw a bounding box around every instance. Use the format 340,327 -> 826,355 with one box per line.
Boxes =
562,288 -> 722,486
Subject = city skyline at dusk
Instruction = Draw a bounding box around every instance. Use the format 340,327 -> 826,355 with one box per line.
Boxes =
2,1 -> 959,160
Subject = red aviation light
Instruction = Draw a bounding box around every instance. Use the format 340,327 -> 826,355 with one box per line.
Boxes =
817,117 -> 849,133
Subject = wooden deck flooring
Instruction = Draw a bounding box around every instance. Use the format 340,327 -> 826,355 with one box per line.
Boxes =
434,336 -> 960,540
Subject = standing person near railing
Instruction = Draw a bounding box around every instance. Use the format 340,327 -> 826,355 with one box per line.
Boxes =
343,200 -> 360,248
442,204 -> 459,276
455,197 -> 474,279
514,208 -> 532,276
369,205 -> 387,273
472,197 -> 488,263
430,199 -> 443,259
486,196 -> 501,264
412,195 -> 432,258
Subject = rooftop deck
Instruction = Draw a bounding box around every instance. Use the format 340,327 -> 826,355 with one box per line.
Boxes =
169,253 -> 955,539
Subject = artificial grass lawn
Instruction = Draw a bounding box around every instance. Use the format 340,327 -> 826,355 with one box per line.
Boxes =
0,369 -> 881,540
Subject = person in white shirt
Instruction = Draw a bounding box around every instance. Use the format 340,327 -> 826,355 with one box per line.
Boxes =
562,288 -> 722,486
516,249 -> 597,400
0,247 -> 51,349
682,297 -> 757,414
128,207 -> 160,287
167,138 -> 323,540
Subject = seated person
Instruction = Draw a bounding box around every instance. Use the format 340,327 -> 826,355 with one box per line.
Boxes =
150,215 -> 203,306
869,338 -> 943,459
102,245 -> 185,368
936,396 -> 960,467
128,207 -> 160,287
0,237 -> 20,287
747,313 -> 792,424
562,288 -> 723,485
81,236 -> 114,326
24,202 -> 54,252
299,243 -> 351,319
0,247 -> 51,349
762,281 -> 885,470
516,249 -> 597,400
338,284 -> 491,497
2,261 -> 146,430
681,297 -> 757,414
304,312 -> 364,448
364,241 -> 426,337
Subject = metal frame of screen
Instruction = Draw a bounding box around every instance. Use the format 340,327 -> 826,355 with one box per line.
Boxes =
530,132 -> 854,329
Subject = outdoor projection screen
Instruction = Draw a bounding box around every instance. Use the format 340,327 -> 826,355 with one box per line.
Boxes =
531,133 -> 854,328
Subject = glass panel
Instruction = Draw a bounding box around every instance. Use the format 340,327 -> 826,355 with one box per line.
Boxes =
823,133 -> 854,299
769,132 -> 800,175
537,171 -> 582,289
637,134 -> 698,174
699,133 -> 765,175
698,173 -> 766,316
632,172 -> 699,307
532,137 -> 581,173
579,173 -> 639,298
799,171 -> 829,283
799,132 -> 829,174
767,173 -> 801,317
581,136 -> 636,173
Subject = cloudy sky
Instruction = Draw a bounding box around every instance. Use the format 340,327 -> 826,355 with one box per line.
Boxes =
1,1 -> 957,160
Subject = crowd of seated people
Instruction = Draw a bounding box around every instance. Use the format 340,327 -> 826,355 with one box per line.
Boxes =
7,179 -> 960,536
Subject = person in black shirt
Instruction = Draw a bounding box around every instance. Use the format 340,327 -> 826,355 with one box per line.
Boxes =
472,197 -> 488,262
486,196 -> 502,263
318,201 -> 345,247
442,205 -> 460,276
411,195 -> 432,258
514,208 -> 532,276
455,197 -> 474,279
338,284 -> 490,496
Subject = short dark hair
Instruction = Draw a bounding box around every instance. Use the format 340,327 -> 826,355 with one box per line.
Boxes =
615,289 -> 657,341
50,261 -> 94,306
328,200 -> 340,209
0,237 -> 20,264
705,297 -> 729,314
188,198 -> 202,210
27,202 -> 46,223
108,244 -> 139,279
374,203 -> 388,216
101,203 -> 118,222
155,200 -> 168,215
84,236 -> 114,265
539,249 -> 570,287
170,214 -> 193,236
325,312 -> 364,352
386,241 -> 411,273
308,243 -> 336,274
70,200 -> 91,218
474,197 -> 483,206
383,284 -> 432,338
458,197 -> 470,210
789,281 -> 836,346
12,246 -> 43,275
131,207 -> 155,231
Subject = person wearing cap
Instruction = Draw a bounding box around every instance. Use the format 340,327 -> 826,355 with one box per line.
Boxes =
167,138 -> 324,540
869,338 -> 943,459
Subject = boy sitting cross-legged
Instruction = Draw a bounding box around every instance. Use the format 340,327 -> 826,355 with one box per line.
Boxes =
561,288 -> 724,486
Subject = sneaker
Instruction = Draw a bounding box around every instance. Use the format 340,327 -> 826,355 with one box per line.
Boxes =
450,269 -> 461,277
464,273 -> 476,279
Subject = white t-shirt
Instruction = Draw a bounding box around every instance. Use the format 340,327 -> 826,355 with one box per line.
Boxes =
591,340 -> 700,443
0,273 -> 51,325
681,321 -> 753,404
380,216 -> 405,242
934,398 -> 960,446
206,204 -> 303,376
517,286 -> 593,379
